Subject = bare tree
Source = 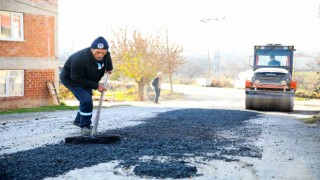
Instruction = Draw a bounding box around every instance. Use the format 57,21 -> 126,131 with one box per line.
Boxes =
185,62 -> 202,82
315,52 -> 320,92
163,44 -> 185,92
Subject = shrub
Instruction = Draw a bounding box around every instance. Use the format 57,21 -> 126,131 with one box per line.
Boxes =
295,90 -> 320,99
58,85 -> 75,100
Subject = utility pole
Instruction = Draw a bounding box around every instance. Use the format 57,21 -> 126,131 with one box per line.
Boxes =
200,18 -> 212,78
207,48 -> 211,78
200,16 -> 225,80
214,50 -> 220,80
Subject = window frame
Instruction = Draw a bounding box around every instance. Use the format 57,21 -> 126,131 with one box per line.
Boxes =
0,11 -> 24,41
0,70 -> 24,97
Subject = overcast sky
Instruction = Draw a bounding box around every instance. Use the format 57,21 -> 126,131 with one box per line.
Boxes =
58,0 -> 320,57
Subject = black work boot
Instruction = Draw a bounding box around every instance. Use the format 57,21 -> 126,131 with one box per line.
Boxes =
72,120 -> 80,127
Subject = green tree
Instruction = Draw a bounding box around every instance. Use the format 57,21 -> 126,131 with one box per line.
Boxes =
110,28 -> 166,101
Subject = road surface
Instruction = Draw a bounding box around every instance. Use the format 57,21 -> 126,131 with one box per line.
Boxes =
0,84 -> 319,179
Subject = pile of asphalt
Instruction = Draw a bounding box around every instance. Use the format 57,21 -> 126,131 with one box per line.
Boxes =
0,108 -> 261,179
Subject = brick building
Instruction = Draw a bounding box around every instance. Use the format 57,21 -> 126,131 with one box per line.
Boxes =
0,0 -> 58,110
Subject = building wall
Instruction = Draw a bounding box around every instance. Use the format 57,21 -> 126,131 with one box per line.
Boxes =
0,0 -> 58,110
0,69 -> 55,111
0,14 -> 55,57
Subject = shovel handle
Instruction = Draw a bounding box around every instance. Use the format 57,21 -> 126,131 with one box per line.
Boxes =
91,74 -> 109,136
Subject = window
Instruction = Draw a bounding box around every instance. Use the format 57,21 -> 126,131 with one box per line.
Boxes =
255,50 -> 292,67
0,70 -> 24,97
0,11 -> 24,41
256,55 -> 291,66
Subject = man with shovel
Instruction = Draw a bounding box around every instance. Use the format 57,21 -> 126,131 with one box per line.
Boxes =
60,36 -> 113,134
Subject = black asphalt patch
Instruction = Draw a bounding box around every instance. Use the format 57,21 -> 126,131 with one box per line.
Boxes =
0,108 -> 261,179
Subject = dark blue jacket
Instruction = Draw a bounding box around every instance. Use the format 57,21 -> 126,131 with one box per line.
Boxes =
60,48 -> 113,93
152,77 -> 160,89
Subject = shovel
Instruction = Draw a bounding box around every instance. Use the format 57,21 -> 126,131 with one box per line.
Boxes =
65,74 -> 121,144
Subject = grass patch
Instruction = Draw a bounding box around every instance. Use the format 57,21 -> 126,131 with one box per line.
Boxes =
0,87 -> 185,115
295,97 -> 308,101
161,90 -> 185,100
299,113 -> 320,124
103,88 -> 185,101
0,105 -> 78,115
105,88 -> 137,101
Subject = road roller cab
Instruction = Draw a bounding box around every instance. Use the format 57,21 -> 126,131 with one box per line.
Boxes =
245,44 -> 297,112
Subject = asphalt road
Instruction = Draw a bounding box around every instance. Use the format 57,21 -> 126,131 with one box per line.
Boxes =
161,84 -> 320,179
162,83 -> 320,112
0,84 -> 319,180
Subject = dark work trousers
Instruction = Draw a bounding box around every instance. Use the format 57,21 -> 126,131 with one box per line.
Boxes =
61,82 -> 93,128
154,88 -> 161,103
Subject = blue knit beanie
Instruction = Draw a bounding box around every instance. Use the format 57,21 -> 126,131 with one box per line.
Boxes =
90,36 -> 109,50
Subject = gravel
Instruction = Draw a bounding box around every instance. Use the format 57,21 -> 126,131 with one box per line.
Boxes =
0,108 -> 261,179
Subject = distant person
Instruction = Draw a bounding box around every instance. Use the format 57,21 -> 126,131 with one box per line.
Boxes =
268,55 -> 281,66
60,36 -> 113,134
152,72 -> 162,104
